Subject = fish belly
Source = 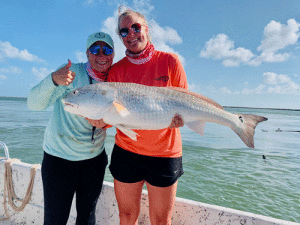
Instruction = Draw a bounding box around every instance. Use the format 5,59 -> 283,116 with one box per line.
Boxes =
104,102 -> 176,130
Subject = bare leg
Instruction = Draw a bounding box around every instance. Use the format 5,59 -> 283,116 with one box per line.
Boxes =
114,179 -> 145,225
146,181 -> 178,225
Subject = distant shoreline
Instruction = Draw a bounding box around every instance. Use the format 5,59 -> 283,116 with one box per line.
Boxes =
0,96 -> 27,101
224,106 -> 300,111
1,96 -> 299,111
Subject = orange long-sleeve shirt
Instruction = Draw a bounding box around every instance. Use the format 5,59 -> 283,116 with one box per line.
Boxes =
108,50 -> 188,158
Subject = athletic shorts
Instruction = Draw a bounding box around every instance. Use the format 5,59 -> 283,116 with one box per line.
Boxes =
109,144 -> 184,187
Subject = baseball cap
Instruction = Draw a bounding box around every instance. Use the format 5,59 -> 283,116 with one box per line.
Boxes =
86,32 -> 114,50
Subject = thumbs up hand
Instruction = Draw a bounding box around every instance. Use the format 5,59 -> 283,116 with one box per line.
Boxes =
52,60 -> 76,86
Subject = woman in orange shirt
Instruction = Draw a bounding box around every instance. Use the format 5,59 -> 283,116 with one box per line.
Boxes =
108,7 -> 188,225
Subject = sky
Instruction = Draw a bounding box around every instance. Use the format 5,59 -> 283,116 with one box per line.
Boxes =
1,0 -> 300,109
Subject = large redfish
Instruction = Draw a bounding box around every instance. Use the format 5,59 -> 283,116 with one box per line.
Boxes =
62,82 -> 268,148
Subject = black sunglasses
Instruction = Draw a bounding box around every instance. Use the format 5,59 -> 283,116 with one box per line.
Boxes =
119,23 -> 142,38
89,45 -> 113,56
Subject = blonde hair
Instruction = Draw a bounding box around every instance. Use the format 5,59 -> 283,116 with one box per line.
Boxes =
117,6 -> 152,43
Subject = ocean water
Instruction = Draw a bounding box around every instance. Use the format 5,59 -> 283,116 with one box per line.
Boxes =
0,97 -> 299,223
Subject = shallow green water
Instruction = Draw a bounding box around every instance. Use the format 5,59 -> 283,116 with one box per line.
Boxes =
0,97 -> 299,222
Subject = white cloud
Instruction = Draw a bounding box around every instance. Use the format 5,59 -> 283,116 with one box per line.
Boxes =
0,75 -> 7,80
237,72 -> 299,94
191,72 -> 299,97
153,41 -> 185,65
150,20 -> 185,65
0,66 -> 21,83
258,19 -> 300,53
200,34 -> 255,67
242,84 -> 266,94
150,20 -> 182,45
0,41 -> 45,63
263,72 -> 291,85
251,19 -> 300,64
102,10 -> 126,63
32,67 -> 53,80
132,0 -> 154,16
249,52 -> 290,66
75,51 -> 87,63
263,72 -> 300,94
101,1 -> 185,64
0,66 -> 22,74
200,19 -> 300,67
267,83 -> 299,94
220,87 -> 232,94
84,0 -> 108,5
188,83 -> 196,92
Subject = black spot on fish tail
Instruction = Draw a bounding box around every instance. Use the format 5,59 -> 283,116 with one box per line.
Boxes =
239,116 -> 243,123
233,114 -> 268,148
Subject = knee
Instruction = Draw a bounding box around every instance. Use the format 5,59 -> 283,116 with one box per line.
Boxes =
150,211 -> 172,225
151,217 -> 172,225
119,210 -> 140,224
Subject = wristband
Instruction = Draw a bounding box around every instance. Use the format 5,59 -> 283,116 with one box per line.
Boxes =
52,73 -> 59,86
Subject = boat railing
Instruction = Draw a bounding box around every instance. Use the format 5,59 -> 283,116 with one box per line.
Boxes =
0,141 -> 10,159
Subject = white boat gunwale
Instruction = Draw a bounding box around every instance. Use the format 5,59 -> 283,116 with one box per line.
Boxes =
0,144 -> 299,225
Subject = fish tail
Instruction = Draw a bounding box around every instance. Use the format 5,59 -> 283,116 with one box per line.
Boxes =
233,114 -> 268,148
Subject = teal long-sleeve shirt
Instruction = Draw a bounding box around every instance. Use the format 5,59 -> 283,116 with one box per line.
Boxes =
27,62 -> 106,161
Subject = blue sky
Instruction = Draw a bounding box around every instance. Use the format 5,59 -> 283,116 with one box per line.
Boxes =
1,0 -> 300,109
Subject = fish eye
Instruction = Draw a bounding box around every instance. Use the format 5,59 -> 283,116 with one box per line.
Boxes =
73,90 -> 78,95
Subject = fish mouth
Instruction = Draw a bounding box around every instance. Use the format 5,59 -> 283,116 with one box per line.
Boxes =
65,102 -> 76,107
61,99 -> 77,108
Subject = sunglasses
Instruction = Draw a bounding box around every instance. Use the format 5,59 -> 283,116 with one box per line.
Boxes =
119,23 -> 142,38
89,45 -> 113,56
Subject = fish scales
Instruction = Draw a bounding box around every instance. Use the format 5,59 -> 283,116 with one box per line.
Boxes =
111,83 -> 180,128
110,82 -> 223,122
111,83 -> 194,127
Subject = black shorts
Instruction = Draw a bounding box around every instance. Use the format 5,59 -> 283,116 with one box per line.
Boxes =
109,145 -> 184,187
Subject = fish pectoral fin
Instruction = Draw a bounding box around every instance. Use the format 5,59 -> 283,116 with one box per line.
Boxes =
186,121 -> 206,136
113,102 -> 130,117
116,125 -> 139,141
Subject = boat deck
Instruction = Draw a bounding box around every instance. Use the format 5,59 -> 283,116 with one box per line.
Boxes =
0,159 -> 299,224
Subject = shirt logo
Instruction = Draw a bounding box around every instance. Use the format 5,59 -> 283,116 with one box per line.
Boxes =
155,76 -> 169,82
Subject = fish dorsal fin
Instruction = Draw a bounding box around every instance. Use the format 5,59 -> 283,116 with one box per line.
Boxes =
166,86 -> 224,110
113,102 -> 130,117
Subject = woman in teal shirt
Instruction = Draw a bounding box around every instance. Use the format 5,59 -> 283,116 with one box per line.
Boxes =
27,32 -> 114,224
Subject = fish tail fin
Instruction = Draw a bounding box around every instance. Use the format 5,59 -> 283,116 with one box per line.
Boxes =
233,114 -> 268,148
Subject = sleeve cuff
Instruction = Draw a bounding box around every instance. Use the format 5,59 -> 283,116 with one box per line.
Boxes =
52,73 -> 59,86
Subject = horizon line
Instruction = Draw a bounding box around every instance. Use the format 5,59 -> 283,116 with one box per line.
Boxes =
1,96 -> 299,111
